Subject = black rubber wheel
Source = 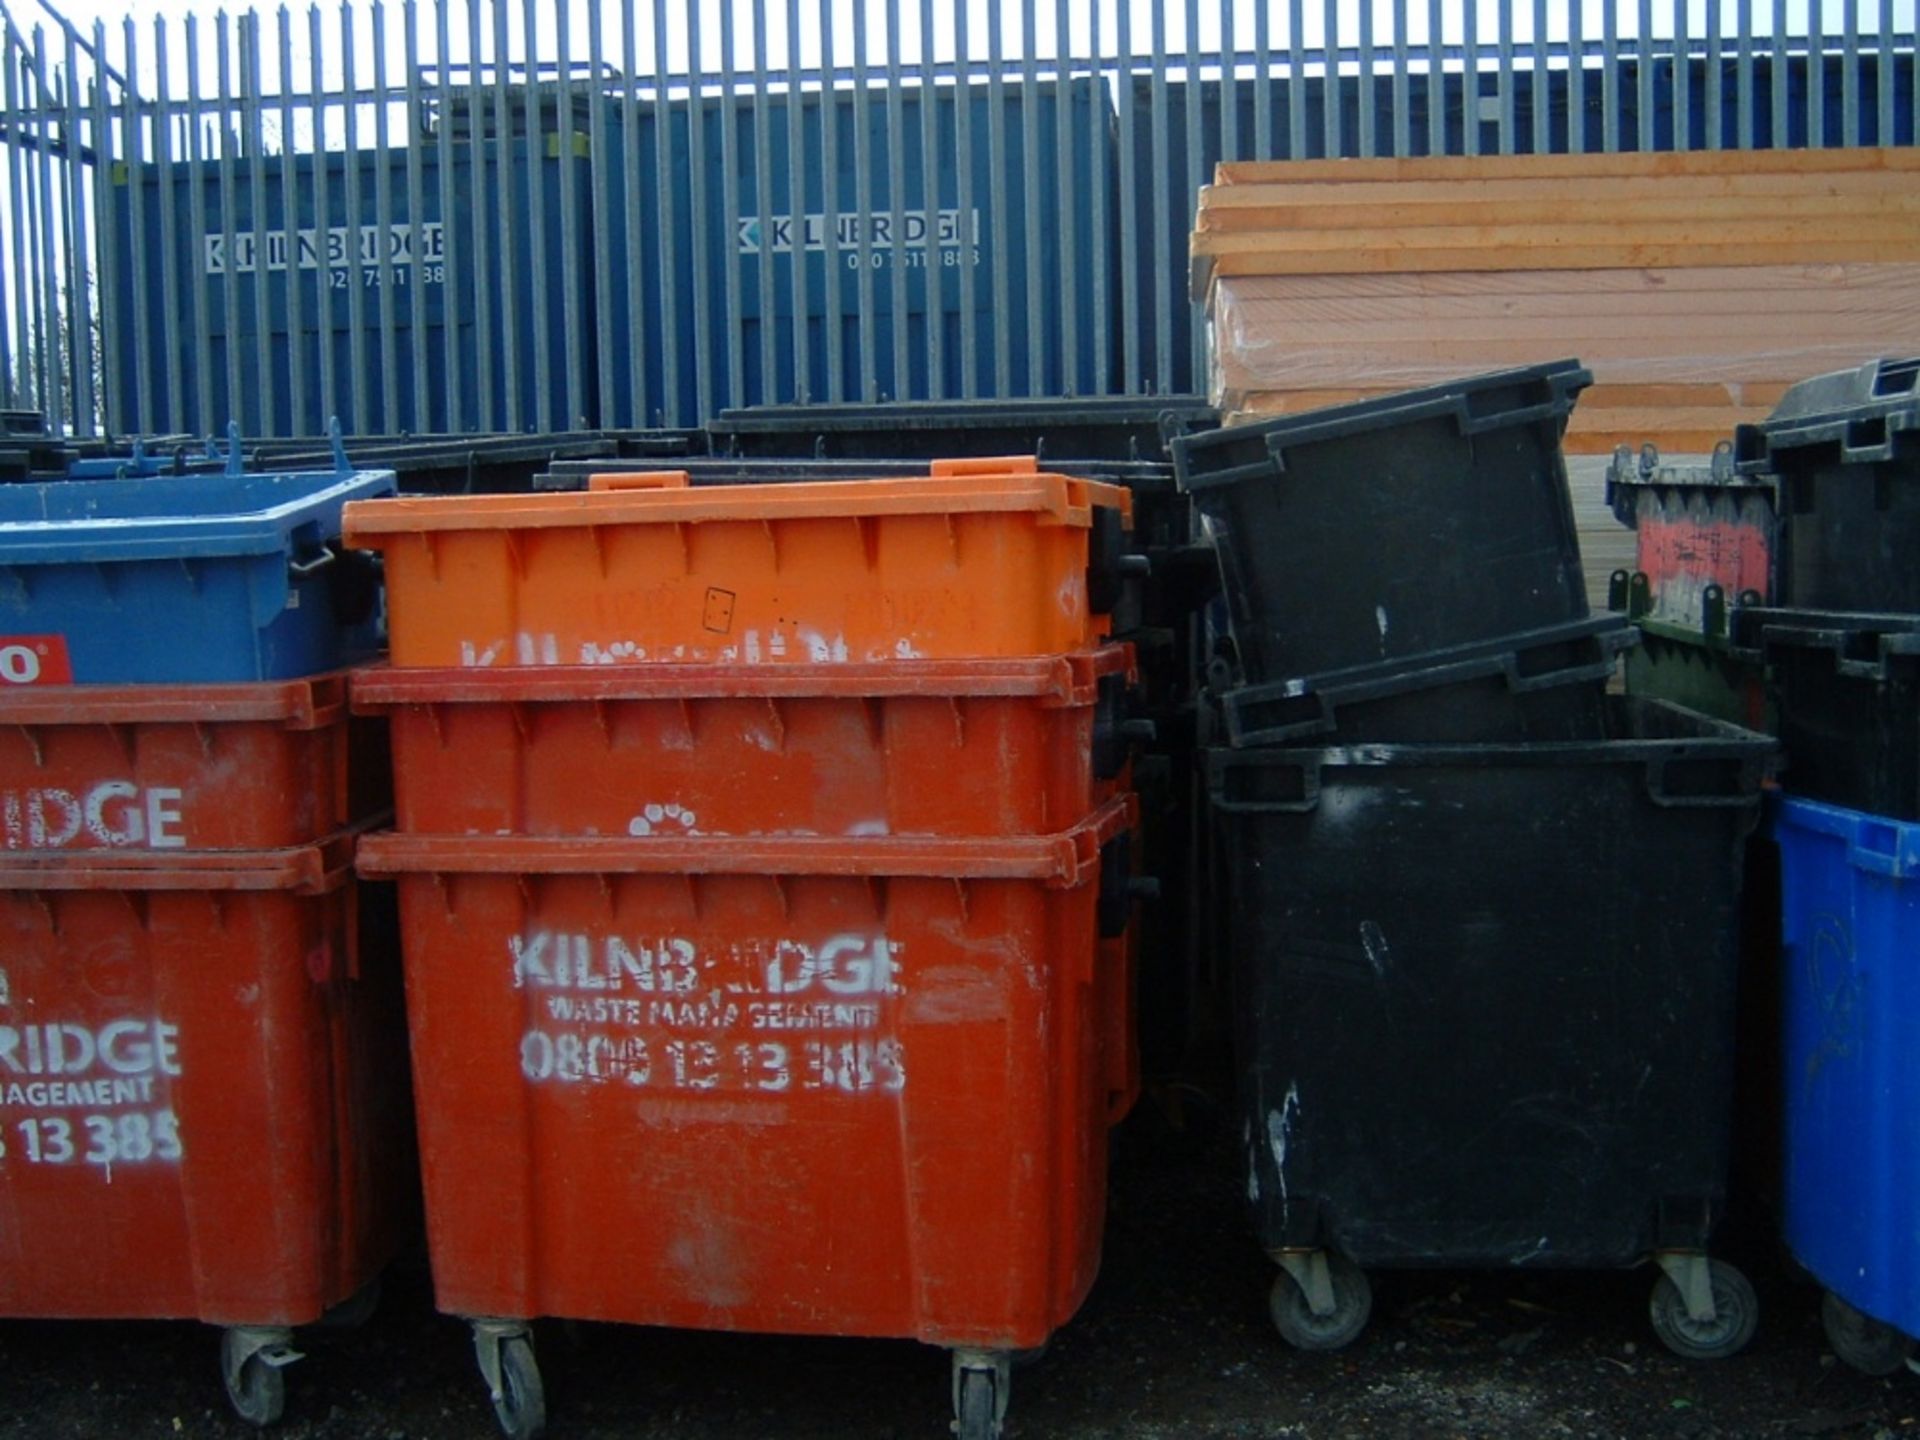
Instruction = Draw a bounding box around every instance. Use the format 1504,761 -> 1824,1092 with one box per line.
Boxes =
1269,1255 -> 1372,1352
490,1334 -> 547,1440
1823,1291 -> 1915,1376
316,1275 -> 383,1332
1649,1259 -> 1759,1361
223,1350 -> 286,1428
955,1367 -> 1001,1440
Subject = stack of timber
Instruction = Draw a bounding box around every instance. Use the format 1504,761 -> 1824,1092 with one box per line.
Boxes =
1194,149 -> 1920,457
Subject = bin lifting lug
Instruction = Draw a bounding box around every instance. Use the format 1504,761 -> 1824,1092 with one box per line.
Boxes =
1275,1249 -> 1339,1319
471,1317 -> 532,1404
1655,1251 -> 1720,1325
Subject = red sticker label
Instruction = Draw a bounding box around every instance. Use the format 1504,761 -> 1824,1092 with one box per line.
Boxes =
0,636 -> 73,686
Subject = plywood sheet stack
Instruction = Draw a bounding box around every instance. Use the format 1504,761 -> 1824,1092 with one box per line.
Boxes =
1194,148 -> 1920,457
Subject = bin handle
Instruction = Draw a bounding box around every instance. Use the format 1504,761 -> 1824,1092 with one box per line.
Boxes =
588,470 -> 693,492
1846,818 -> 1920,879
1643,758 -> 1769,809
288,542 -> 337,576
927,455 -> 1040,478
1848,842 -> 1910,878
1206,762 -> 1322,814
1454,369 -> 1590,437
1503,649 -> 1626,695
1453,395 -> 1576,439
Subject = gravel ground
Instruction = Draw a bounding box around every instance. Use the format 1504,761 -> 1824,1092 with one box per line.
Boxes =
0,1085 -> 1911,1440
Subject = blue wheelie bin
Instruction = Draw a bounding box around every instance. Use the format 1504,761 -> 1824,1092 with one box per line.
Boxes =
1775,792 -> 1920,1374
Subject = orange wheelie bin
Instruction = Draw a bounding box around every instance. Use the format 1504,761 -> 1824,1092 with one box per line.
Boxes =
0,832 -> 412,1425
0,452 -> 412,1426
359,802 -> 1132,1439
346,458 -> 1147,1439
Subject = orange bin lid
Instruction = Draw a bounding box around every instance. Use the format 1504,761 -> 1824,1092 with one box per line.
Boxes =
0,672 -> 349,730
0,827 -> 359,893
359,793 -> 1136,888
349,647 -> 1135,708
340,456 -> 1131,544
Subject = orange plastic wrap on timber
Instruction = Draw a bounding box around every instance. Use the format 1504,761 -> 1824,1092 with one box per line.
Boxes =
1210,146 -> 1920,186
1207,265 -> 1920,398
357,795 -> 1135,1347
0,836 -> 412,1323
1189,149 -> 1920,291
351,646 -> 1136,839
1206,262 -> 1920,454
342,458 -> 1133,669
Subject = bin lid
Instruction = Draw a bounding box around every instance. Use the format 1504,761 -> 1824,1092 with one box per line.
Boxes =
0,466 -> 397,566
707,396 -> 1219,460
0,828 -> 356,894
1737,355 -> 1920,468
1731,606 -> 1920,673
0,671 -> 349,728
350,646 -> 1135,709
359,793 -> 1137,887
1605,441 -> 1773,527
341,459 -> 1130,543
1206,695 -> 1775,774
1768,791 -> 1920,880
1172,359 -> 1591,492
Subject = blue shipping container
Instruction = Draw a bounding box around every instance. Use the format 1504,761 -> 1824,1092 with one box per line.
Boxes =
109,136 -> 594,438
1776,792 -> 1920,1344
0,452 -> 395,683
597,76 -> 1120,423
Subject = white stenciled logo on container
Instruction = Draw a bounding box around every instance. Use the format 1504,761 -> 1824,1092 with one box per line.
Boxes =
0,1018 -> 183,1081
0,1016 -> 186,1171
2,783 -> 186,849
762,936 -> 901,998
512,931 -> 907,1096
627,804 -> 698,838
510,931 -> 701,995
0,644 -> 41,685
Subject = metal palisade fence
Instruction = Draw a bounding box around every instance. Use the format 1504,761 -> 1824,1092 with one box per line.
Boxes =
0,0 -> 1913,440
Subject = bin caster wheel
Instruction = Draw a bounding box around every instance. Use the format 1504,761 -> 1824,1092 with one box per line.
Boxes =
473,1323 -> 546,1440
950,1349 -> 1010,1440
224,1351 -> 285,1428
954,1368 -> 1000,1440
491,1336 -> 545,1440
1269,1251 -> 1372,1352
1649,1256 -> 1758,1361
1823,1292 -> 1915,1376
220,1327 -> 299,1428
